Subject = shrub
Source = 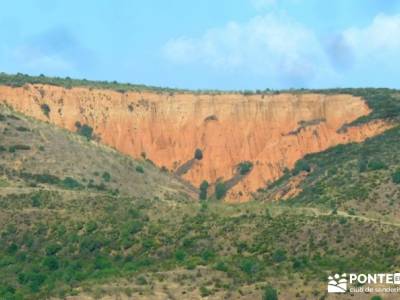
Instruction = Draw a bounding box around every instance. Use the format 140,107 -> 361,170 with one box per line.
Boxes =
9,145 -> 31,152
135,165 -> 144,173
215,181 -> 227,200
238,161 -> 253,175
194,148 -> 203,160
102,172 -> 111,182
263,285 -> 278,300
40,104 -> 51,117
175,249 -> 186,262
16,126 -> 29,132
75,122 -> 93,140
199,180 -> 209,200
392,169 -> 400,184
293,160 -> 311,175
62,177 -> 81,189
368,160 -> 387,171
42,256 -> 59,271
45,244 -> 62,256
85,221 -> 98,233
272,249 -> 286,263
240,258 -> 257,275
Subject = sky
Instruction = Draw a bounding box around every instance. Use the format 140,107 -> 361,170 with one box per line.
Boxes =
1,0 -> 400,90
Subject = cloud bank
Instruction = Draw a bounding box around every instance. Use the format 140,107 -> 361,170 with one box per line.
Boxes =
163,13 -> 400,88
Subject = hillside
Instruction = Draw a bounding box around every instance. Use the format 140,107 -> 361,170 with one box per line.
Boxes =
0,74 -> 393,202
0,104 -> 194,200
0,75 -> 400,300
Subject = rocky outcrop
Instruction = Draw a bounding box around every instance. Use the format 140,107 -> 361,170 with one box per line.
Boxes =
0,84 -> 391,201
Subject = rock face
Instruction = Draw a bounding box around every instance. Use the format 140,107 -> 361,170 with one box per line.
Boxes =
0,84 -> 391,201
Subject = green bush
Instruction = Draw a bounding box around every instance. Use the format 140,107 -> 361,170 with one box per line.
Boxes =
45,244 -> 62,256
62,177 -> 81,189
368,160 -> 387,171
272,249 -> 286,263
263,285 -> 278,300
135,165 -> 144,173
215,181 -> 227,200
238,161 -> 253,175
199,180 -> 209,200
40,104 -> 51,117
175,249 -> 186,262
75,122 -> 93,140
293,160 -> 311,175
9,145 -> 31,152
194,148 -> 203,160
42,256 -> 59,271
392,169 -> 400,184
102,172 -> 111,182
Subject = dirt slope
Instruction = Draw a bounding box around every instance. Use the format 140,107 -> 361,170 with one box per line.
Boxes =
0,85 -> 391,201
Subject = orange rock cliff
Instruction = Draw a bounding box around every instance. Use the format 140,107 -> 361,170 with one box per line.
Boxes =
0,84 -> 391,201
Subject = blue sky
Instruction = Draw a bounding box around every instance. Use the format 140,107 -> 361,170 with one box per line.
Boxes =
1,0 -> 400,90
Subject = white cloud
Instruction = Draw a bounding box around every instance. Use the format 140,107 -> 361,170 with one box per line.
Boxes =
163,13 -> 332,86
342,13 -> 400,62
163,12 -> 400,88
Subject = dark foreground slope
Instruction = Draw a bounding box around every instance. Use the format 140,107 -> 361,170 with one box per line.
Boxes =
0,88 -> 400,300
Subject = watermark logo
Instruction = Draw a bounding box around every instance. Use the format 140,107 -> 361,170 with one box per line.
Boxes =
328,273 -> 347,293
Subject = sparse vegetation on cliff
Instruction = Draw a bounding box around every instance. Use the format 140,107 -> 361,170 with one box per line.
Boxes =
215,181 -> 227,199
75,121 -> 93,140
199,180 -> 209,200
238,161 -> 253,175
40,103 -> 50,117
194,148 -> 203,160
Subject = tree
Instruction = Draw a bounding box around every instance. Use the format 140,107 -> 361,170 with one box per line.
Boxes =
194,148 -> 203,160
238,161 -> 253,175
263,285 -> 278,300
199,180 -> 209,200
215,181 -> 227,200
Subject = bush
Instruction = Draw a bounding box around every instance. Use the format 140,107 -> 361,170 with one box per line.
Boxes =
368,160 -> 387,171
102,172 -> 111,182
392,169 -> 400,184
75,122 -> 93,140
272,249 -> 286,263
135,165 -> 144,173
238,161 -> 253,175
263,285 -> 278,300
293,160 -> 311,175
42,256 -> 59,271
9,145 -> 31,152
194,148 -> 203,160
45,244 -> 62,256
40,104 -> 51,117
199,180 -> 209,200
62,177 -> 81,189
215,181 -> 227,200
175,249 -> 186,262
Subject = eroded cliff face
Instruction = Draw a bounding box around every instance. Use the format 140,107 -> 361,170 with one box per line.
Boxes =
0,84 -> 391,201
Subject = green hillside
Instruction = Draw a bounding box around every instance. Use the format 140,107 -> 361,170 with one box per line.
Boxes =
1,87 -> 400,299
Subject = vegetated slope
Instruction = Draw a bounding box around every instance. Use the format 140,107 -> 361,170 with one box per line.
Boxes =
1,190 -> 400,299
257,125 -> 400,219
0,74 -> 392,202
257,89 -> 400,219
0,105 -> 194,200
